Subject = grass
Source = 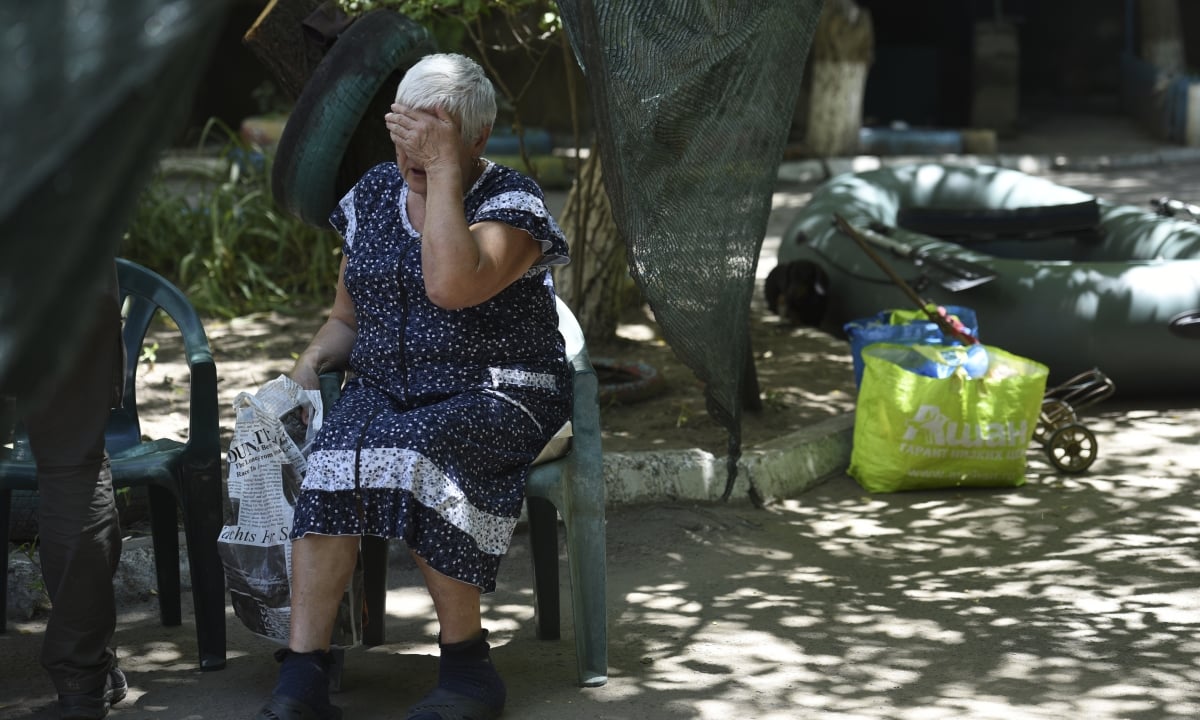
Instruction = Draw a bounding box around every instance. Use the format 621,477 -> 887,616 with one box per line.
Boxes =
121,120 -> 343,318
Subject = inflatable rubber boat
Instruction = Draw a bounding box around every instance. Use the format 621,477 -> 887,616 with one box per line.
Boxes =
777,163 -> 1200,397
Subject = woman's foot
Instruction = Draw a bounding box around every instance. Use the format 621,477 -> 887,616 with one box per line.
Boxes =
253,649 -> 341,720
404,687 -> 502,720
406,631 -> 505,720
253,694 -> 343,720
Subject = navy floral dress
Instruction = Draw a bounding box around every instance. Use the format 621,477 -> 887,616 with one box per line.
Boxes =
293,159 -> 571,592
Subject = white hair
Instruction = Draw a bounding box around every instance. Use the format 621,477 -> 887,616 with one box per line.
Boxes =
395,53 -> 497,144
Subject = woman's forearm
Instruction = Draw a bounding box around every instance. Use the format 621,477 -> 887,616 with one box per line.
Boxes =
294,317 -> 356,377
420,167 -> 542,309
419,164 -> 480,306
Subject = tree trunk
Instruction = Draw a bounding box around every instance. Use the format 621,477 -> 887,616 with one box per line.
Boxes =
243,0 -> 342,100
554,151 -> 631,346
970,20 -> 1019,137
806,61 -> 869,156
805,0 -> 873,157
1140,0 -> 1186,74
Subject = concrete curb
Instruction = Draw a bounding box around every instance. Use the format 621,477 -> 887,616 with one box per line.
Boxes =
778,146 -> 1200,184
602,412 -> 855,505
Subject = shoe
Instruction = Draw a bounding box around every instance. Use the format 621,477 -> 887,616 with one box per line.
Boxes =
58,665 -> 127,720
254,694 -> 343,720
404,686 -> 502,720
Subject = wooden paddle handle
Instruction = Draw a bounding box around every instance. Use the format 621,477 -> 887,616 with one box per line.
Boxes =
833,214 -> 979,345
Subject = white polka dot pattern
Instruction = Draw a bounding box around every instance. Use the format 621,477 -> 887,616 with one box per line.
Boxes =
303,447 -> 518,556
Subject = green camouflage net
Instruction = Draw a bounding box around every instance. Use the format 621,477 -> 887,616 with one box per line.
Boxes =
0,1 -> 228,409
558,0 -> 823,498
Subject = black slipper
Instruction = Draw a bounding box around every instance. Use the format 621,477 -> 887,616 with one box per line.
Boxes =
253,694 -> 343,720
404,687 -> 502,720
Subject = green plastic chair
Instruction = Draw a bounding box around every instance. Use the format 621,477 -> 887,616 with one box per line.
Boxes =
0,258 -> 227,671
321,296 -> 608,687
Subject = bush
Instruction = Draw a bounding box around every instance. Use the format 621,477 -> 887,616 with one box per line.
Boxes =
121,120 -> 342,317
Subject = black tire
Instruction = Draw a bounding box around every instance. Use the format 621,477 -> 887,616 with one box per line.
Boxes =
273,9 -> 436,227
593,358 -> 666,405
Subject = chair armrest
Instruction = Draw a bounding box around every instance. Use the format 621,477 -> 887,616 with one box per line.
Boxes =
319,370 -> 347,411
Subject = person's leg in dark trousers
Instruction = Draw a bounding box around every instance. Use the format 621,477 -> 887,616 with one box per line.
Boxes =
24,263 -> 126,714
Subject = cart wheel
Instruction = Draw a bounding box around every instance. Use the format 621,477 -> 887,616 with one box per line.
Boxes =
1035,398 -> 1076,444
1046,423 -> 1097,474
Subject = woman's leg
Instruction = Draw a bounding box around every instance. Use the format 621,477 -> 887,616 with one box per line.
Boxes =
254,534 -> 359,720
288,535 -> 361,651
408,553 -> 506,720
413,552 -> 482,643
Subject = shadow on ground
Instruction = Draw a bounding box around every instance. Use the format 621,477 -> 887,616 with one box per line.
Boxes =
3,396 -> 1197,719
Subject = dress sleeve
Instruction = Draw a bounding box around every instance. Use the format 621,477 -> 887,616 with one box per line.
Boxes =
472,170 -> 570,269
327,187 -> 357,253
328,162 -> 394,253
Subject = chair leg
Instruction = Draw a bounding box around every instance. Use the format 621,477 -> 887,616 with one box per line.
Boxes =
526,495 -> 561,640
147,485 -> 182,627
328,646 -> 346,694
361,535 -> 389,646
180,469 -> 228,671
562,506 -> 608,687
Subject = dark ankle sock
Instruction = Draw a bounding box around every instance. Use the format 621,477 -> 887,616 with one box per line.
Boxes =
435,630 -> 506,711
271,648 -> 334,713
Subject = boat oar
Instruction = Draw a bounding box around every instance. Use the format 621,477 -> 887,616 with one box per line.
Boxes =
833,213 -> 980,346
856,220 -> 997,292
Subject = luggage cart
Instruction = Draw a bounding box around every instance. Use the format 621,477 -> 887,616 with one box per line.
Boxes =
1032,368 -> 1115,474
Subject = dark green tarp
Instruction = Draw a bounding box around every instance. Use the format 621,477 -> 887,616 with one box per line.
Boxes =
0,1 -> 229,419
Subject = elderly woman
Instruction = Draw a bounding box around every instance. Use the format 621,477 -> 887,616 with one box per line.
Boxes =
254,53 -> 570,720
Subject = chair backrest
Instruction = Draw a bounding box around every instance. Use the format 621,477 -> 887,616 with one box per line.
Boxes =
554,295 -> 585,366
108,258 -> 217,455
549,295 -> 601,468
524,297 -> 591,465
